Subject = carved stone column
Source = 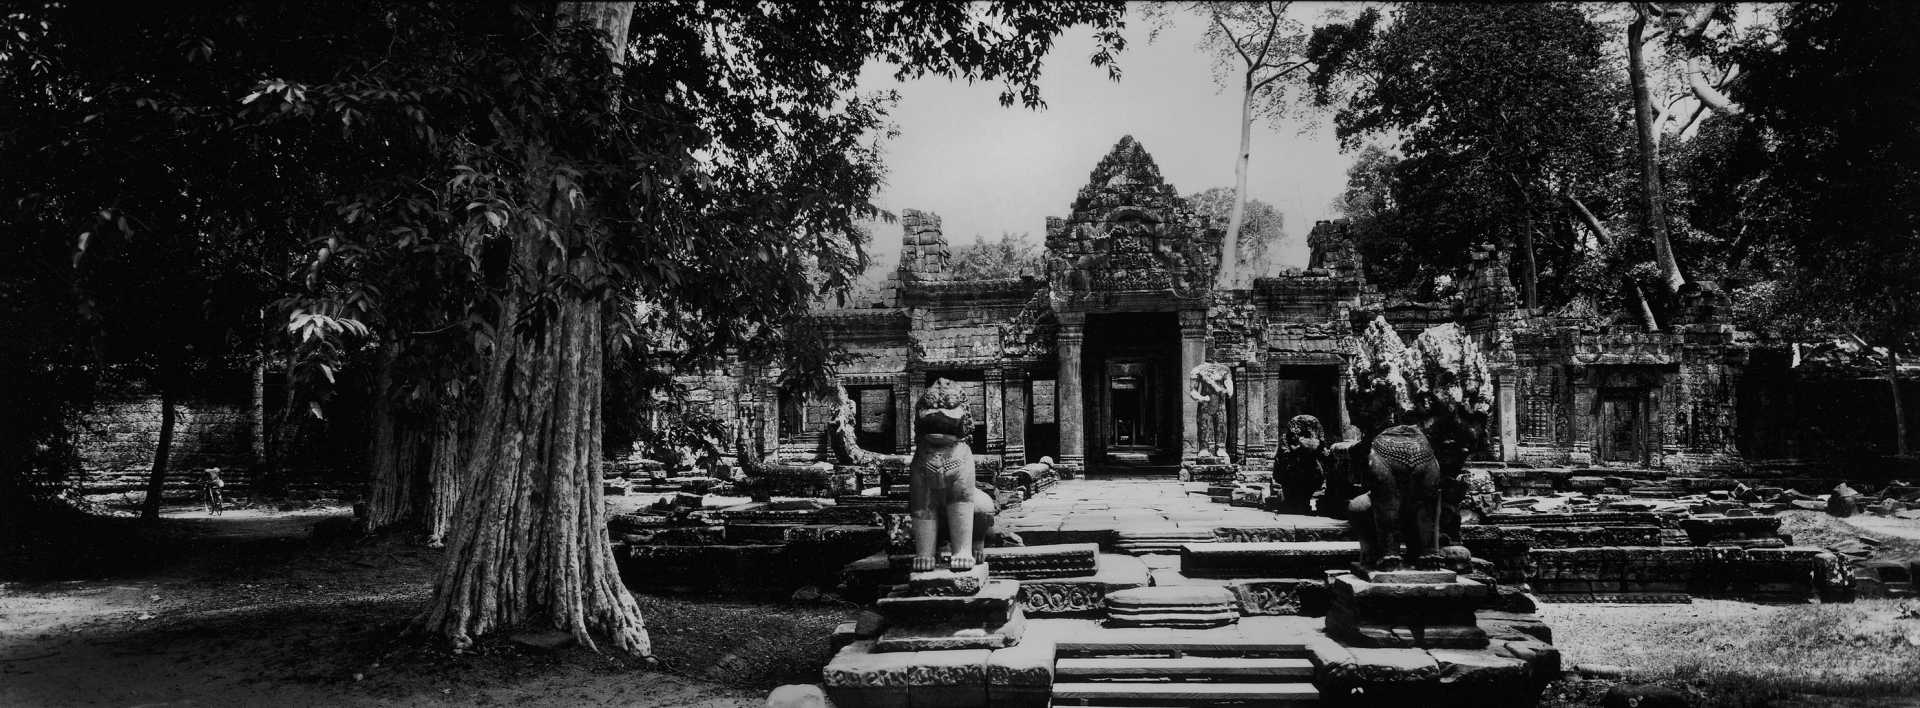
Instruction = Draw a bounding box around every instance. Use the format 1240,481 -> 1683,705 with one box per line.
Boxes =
1057,316 -> 1087,474
1001,367 -> 1028,468
1496,372 -> 1519,462
1262,362 -> 1282,453
1178,309 -> 1208,464
1569,370 -> 1594,464
1241,361 -> 1270,470
893,373 -> 914,455
1335,362 -> 1355,440
984,368 -> 1007,461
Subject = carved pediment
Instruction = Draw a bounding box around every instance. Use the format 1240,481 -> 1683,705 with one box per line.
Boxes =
1047,137 -> 1220,304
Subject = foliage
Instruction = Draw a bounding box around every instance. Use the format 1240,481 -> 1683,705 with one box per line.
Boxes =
601,359 -> 727,468
1315,3 -> 1629,306
949,232 -> 1042,280
0,0 -> 1131,444
1708,2 -> 1920,349
1327,144 -> 1418,291
0,2 -> 298,519
1185,188 -> 1285,275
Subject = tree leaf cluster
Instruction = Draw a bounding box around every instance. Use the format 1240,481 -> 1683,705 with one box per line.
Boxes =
1320,3 -> 1631,305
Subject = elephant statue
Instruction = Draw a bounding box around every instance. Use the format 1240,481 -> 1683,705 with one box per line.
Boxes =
909,378 -> 997,572
1187,362 -> 1234,462
1274,414 -> 1328,515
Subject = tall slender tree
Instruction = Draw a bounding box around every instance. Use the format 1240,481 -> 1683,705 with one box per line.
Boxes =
1156,2 -> 1370,288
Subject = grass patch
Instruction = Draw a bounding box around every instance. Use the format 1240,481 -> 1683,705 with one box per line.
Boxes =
1545,599 -> 1920,706
1777,510 -> 1920,558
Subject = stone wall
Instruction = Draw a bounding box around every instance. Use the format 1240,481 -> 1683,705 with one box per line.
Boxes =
76,379 -> 255,492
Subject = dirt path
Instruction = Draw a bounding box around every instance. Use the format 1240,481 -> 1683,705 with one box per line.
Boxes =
1842,514 -> 1920,542
1,505 -> 843,707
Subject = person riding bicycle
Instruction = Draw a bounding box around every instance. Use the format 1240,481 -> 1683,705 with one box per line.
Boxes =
201,467 -> 226,515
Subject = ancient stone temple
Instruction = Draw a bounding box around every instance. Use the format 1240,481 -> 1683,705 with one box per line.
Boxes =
676,135 -> 1752,480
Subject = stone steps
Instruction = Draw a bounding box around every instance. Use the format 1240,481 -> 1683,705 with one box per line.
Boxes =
1051,681 -> 1320,705
1114,528 -> 1215,555
1052,627 -> 1322,707
1104,586 -> 1241,629
1181,541 -> 1362,579
1053,634 -> 1313,656
1056,656 -> 1314,679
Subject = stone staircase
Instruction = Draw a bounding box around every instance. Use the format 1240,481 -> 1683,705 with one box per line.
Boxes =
1050,633 -> 1320,706
1113,528 -> 1215,554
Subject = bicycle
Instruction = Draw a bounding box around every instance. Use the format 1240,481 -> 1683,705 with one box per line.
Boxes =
201,468 -> 226,516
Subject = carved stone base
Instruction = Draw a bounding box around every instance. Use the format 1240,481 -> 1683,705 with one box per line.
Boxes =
909,564 -> 989,596
877,578 -> 1020,627
1326,572 -> 1491,649
872,606 -> 1029,652
822,636 -> 1056,708
1016,553 -> 1148,616
976,544 -> 1098,579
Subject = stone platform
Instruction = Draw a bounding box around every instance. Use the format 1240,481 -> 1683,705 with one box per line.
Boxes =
1182,540 -> 1364,578
993,478 -> 1346,549
1103,586 -> 1241,628
822,478 -> 1564,708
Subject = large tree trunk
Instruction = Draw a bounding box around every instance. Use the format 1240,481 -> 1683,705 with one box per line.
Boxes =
413,276 -> 646,653
1519,212 -> 1539,309
414,0 -> 646,654
1628,10 -> 1686,295
425,390 -> 474,547
139,385 -> 178,523
1221,79 -> 1254,290
368,345 -> 427,530
1567,194 -> 1659,331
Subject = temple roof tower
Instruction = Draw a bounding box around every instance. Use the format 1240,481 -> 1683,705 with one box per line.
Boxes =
1046,136 -> 1222,306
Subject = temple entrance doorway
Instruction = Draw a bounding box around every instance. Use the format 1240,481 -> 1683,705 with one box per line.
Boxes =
1084,312 -> 1181,468
1272,365 -> 1343,439
1597,387 -> 1650,464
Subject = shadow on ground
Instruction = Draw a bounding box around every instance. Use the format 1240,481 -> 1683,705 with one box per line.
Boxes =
1,506 -> 854,707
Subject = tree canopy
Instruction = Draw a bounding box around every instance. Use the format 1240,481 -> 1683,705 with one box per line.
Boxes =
949,232 -> 1043,280
1317,2 -> 1624,305
1712,2 -> 1920,348
0,0 -> 1131,653
1186,187 -> 1286,276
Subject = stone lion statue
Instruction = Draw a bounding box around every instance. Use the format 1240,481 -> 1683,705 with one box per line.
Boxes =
1275,414 -> 1328,514
909,378 -> 997,572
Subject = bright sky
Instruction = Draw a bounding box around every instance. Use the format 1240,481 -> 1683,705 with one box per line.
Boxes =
853,3 -> 1366,281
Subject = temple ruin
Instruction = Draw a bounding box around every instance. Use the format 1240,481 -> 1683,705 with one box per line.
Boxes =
680,135 -> 1758,483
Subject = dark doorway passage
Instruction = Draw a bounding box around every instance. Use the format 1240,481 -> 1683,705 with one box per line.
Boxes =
1597,388 -> 1648,464
1084,312 -> 1181,469
845,385 -> 895,453
1272,365 -> 1343,438
1026,376 -> 1059,464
